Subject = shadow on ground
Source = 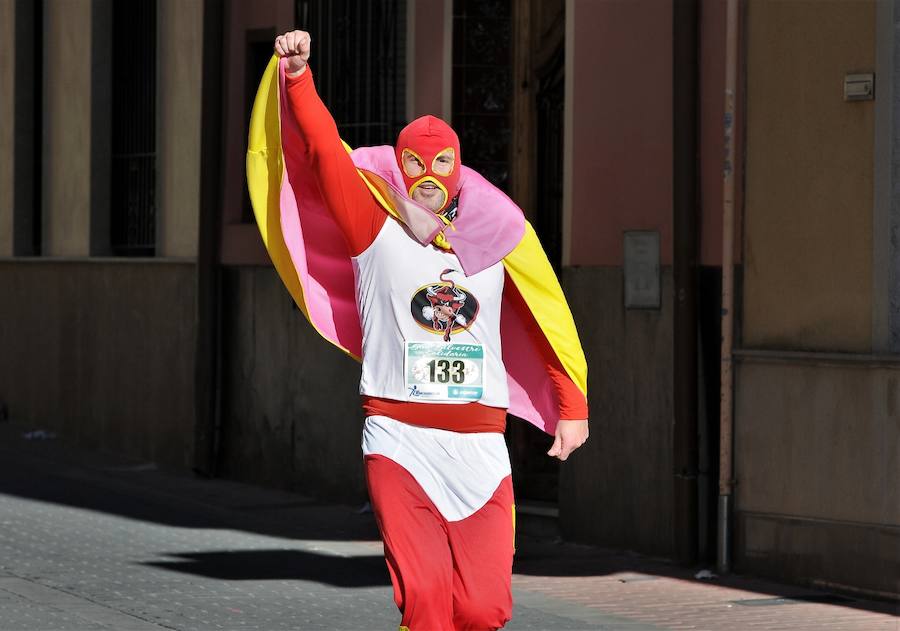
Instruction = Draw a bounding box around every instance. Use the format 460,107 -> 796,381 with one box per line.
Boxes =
143,550 -> 390,586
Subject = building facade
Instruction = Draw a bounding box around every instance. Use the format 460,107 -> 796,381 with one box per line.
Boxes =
0,0 -> 896,598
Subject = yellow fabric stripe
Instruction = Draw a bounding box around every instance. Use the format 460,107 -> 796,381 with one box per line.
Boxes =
246,56 -> 360,361
502,222 -> 588,396
246,57 -> 301,311
512,503 -> 517,553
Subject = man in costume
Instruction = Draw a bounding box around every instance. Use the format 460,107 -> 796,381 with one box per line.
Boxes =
248,29 -> 589,631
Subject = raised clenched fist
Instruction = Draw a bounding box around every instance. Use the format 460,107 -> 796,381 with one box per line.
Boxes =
274,30 -> 311,77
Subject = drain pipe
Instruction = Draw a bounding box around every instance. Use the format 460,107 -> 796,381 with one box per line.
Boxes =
717,0 -> 739,575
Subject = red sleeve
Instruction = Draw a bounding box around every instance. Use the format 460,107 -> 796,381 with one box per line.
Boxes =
546,361 -> 589,421
505,275 -> 589,421
283,68 -> 386,256
533,331 -> 589,421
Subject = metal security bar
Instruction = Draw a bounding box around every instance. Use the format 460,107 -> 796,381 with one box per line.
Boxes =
111,0 -> 157,256
296,0 -> 407,149
13,0 -> 43,255
535,46 -> 564,271
451,0 -> 512,192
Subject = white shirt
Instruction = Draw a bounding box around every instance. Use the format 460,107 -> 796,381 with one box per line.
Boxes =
353,218 -> 512,521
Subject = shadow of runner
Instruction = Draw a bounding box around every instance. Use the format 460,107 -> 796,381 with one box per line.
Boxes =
142,550 -> 390,586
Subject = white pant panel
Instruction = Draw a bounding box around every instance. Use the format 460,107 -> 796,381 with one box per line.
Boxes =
361,415 -> 512,522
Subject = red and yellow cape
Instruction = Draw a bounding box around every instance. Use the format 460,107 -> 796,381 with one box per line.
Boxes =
246,57 -> 587,434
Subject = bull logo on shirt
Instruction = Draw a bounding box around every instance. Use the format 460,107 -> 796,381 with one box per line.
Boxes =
411,268 -> 480,342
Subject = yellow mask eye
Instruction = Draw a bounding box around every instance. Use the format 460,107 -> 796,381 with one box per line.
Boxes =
432,148 -> 456,176
401,149 -> 426,177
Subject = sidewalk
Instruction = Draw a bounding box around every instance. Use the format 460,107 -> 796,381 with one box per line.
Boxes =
0,420 -> 896,631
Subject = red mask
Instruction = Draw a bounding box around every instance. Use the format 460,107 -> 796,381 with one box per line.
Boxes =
395,115 -> 461,213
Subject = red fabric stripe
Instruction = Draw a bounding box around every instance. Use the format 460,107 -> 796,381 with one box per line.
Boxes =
362,396 -> 507,433
283,68 -> 387,256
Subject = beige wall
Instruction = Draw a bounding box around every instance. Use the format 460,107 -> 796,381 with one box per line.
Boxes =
157,0 -> 204,258
0,0 -> 15,257
872,0 -> 898,353
43,0 -> 94,256
743,1 -> 876,352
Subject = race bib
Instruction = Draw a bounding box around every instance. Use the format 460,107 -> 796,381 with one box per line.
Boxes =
405,341 -> 484,402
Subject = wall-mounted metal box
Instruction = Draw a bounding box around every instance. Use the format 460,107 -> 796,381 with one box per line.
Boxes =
624,231 -> 660,309
844,73 -> 874,101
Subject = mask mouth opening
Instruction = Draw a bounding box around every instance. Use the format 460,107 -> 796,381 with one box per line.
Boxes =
409,176 -> 449,210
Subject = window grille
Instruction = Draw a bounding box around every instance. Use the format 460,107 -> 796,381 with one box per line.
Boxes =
452,0 -> 512,192
535,47 -> 564,271
295,0 -> 407,150
13,0 -> 42,255
111,0 -> 156,256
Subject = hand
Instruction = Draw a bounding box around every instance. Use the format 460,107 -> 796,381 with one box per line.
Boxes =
547,419 -> 589,461
274,30 -> 311,77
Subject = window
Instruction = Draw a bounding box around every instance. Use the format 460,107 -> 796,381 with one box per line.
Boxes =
452,0 -> 512,192
110,0 -> 156,256
296,0 -> 407,149
535,45 -> 564,270
13,0 -> 42,255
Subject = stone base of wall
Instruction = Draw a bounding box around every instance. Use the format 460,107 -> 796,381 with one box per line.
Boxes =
217,266 -> 368,503
736,511 -> 900,599
735,357 -> 900,597
558,266 -> 676,558
0,261 -> 197,469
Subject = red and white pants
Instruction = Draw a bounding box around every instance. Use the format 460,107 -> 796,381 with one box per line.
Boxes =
363,417 -> 515,631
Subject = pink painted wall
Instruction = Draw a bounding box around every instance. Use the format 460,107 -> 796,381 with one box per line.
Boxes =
568,0 -> 673,267
567,0 -> 743,267
410,0 -> 448,120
